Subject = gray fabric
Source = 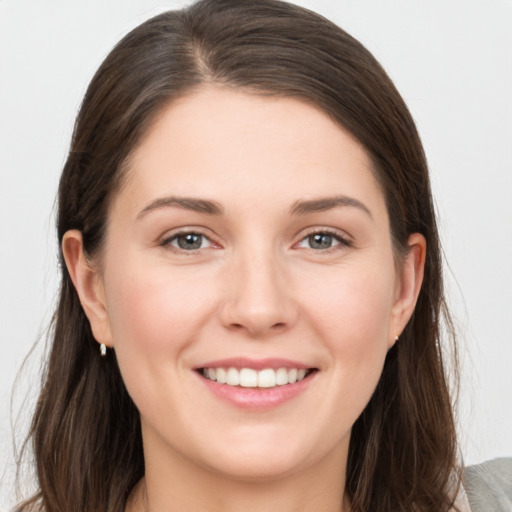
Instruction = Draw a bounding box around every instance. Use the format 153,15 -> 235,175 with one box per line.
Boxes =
463,458 -> 512,512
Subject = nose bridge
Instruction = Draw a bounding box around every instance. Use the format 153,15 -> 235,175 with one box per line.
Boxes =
221,239 -> 296,335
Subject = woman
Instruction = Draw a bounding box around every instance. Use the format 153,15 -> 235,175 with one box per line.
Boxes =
14,0 -> 507,511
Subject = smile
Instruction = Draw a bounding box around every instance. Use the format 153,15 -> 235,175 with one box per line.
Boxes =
201,367 -> 312,388
195,358 -> 318,409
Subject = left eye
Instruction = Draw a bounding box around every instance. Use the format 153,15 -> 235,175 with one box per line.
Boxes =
166,232 -> 212,251
297,232 -> 344,250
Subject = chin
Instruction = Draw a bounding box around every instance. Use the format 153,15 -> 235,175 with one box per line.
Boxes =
194,427 -> 326,482
202,451 -> 307,482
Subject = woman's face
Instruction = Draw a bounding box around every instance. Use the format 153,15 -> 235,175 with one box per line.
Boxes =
68,86 -> 424,481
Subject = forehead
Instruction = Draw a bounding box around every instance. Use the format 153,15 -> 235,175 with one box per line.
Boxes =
115,85 -> 387,219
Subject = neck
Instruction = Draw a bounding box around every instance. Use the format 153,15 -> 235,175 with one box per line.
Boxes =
126,431 -> 351,512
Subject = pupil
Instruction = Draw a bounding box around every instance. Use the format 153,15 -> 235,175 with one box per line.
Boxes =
178,233 -> 202,250
310,233 -> 332,249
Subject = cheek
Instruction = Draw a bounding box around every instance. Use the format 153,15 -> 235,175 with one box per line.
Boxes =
101,262 -> 216,404
107,277 -> 177,352
300,264 -> 394,405
104,262 -> 215,352
102,264 -> 214,419
303,262 -> 395,345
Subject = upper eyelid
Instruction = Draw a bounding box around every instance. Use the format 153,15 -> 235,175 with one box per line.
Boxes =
293,228 -> 354,253
157,226 -> 352,247
160,226 -> 215,240
296,226 -> 352,243
159,228 -> 218,249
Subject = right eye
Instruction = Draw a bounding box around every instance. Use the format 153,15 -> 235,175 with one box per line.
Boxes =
300,232 -> 341,250
295,229 -> 351,252
163,232 -> 213,251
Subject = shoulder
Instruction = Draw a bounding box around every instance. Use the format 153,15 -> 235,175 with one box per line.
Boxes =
462,458 -> 512,512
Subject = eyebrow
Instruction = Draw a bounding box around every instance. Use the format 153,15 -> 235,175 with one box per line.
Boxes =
137,194 -> 371,220
290,195 -> 372,218
137,196 -> 224,219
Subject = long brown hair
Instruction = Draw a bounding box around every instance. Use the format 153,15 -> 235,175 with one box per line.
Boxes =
17,1 -> 460,510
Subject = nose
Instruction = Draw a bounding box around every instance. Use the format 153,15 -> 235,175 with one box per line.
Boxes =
219,248 -> 298,337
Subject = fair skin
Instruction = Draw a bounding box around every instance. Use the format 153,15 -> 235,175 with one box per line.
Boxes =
63,86 -> 425,512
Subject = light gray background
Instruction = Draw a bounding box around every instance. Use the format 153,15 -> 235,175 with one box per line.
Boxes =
1,0 -> 511,509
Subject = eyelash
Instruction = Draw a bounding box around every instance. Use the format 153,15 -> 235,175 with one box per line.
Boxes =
295,228 -> 352,252
159,228 -> 352,253
160,230 -> 216,252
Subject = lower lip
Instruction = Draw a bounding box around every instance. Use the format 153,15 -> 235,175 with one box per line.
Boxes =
197,372 -> 315,410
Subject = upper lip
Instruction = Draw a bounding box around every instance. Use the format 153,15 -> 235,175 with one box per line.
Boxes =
194,357 -> 314,371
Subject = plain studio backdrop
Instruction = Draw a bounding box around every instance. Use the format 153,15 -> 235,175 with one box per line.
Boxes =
1,0 -> 511,509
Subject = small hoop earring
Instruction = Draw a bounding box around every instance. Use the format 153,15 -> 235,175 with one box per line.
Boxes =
100,343 -> 107,357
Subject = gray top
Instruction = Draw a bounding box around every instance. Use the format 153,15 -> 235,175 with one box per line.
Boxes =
463,458 -> 512,512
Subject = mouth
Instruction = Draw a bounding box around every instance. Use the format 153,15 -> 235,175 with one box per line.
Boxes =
198,366 -> 317,388
194,358 -> 318,409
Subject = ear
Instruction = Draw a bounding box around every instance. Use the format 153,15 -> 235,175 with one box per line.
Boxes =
388,233 -> 426,348
62,230 -> 113,348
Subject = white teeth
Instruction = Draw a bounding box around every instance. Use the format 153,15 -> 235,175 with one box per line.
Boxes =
226,367 -> 240,386
202,366 -> 311,388
239,368 -> 258,387
258,368 -> 276,388
216,367 -> 227,384
276,368 -> 288,385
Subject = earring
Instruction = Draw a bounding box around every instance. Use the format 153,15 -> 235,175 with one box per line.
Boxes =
387,335 -> 399,353
100,343 -> 107,356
